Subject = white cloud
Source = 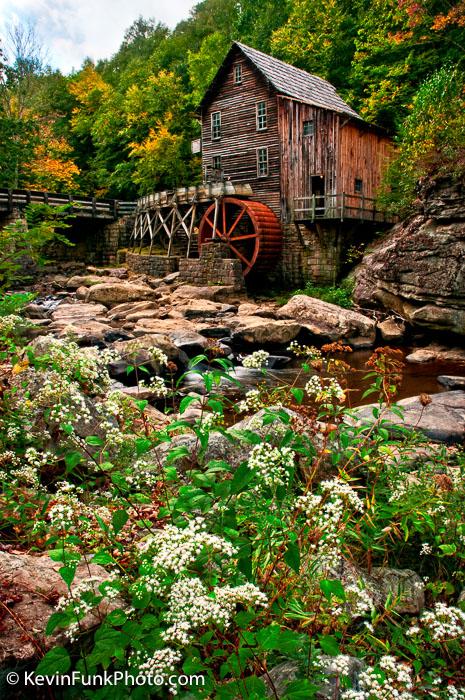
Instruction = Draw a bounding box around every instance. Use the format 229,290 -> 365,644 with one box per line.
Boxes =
0,0 -> 196,73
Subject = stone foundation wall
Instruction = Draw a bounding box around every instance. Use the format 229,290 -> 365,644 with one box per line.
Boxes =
178,242 -> 246,291
126,252 -> 179,277
280,223 -> 342,286
101,216 -> 134,265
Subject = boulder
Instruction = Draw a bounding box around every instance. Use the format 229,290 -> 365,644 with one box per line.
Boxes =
171,298 -> 237,319
437,375 -> 465,389
107,301 -> 160,322
85,283 -> 159,307
0,551 -> 122,667
378,318 -> 406,342
354,178 -> 465,335
51,302 -> 108,324
406,344 -> 465,364
111,333 -> 187,372
66,275 -> 116,289
237,302 -> 277,318
52,320 -> 113,345
170,284 -> 245,304
352,390 -> 465,443
277,295 -> 376,345
231,315 -> 301,345
132,319 -> 210,355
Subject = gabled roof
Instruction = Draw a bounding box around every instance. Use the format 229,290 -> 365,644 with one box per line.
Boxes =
200,41 -> 361,120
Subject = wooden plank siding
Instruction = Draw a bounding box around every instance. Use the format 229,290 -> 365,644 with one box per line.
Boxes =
201,49 -> 281,218
338,123 -> 392,213
278,97 -> 340,223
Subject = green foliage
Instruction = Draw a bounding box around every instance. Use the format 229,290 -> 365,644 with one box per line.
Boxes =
0,203 -> 73,289
0,291 -> 35,317
1,330 -> 464,697
275,281 -> 354,308
381,65 -> 465,215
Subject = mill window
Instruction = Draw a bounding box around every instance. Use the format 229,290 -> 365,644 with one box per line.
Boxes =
303,120 -> 314,136
234,64 -> 242,84
257,147 -> 268,177
212,155 -> 222,171
211,111 -> 221,140
354,178 -> 363,194
256,101 -> 267,131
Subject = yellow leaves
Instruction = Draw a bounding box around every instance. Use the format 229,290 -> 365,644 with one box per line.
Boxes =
12,359 -> 29,375
24,123 -> 80,192
69,64 -> 111,106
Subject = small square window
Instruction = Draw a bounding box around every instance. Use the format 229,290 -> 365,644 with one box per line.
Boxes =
212,155 -> 221,171
234,64 -> 242,84
256,101 -> 267,131
303,120 -> 314,136
257,147 -> 268,177
211,111 -> 221,140
355,178 -> 363,194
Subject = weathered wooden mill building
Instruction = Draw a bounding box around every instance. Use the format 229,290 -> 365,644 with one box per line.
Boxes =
130,41 -> 392,285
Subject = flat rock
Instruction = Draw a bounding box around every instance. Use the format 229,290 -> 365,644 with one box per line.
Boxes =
171,284 -> 245,304
437,375 -> 465,389
66,275 -> 116,289
51,302 -> 108,323
51,320 -> 112,344
107,301 -> 159,321
171,298 -> 237,319
278,295 -> 376,345
353,390 -> 465,443
85,283 -> 159,307
406,344 -> 465,364
231,316 -> 300,345
237,302 -> 277,318
0,551 -> 122,667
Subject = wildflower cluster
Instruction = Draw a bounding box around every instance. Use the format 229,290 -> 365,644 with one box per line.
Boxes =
56,575 -> 120,642
296,479 -> 364,570
43,338 -> 118,392
287,341 -> 322,359
247,442 -> 295,488
408,603 -> 465,642
237,388 -> 264,413
241,350 -> 269,368
341,655 -> 414,700
305,375 -> 345,403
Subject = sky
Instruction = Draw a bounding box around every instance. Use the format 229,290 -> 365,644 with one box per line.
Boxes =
0,0 -> 196,74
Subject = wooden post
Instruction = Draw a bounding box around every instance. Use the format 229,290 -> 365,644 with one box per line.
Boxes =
7,189 -> 13,211
186,202 -> 197,258
212,197 -> 220,240
167,204 -> 177,258
340,192 -> 345,221
311,194 -> 316,222
147,212 -> 154,255
361,194 -> 365,221
92,197 -> 97,217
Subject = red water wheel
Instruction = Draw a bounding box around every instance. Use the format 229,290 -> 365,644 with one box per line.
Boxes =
198,198 -> 282,276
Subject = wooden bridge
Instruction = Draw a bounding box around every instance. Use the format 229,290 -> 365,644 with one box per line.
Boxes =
0,188 -> 136,220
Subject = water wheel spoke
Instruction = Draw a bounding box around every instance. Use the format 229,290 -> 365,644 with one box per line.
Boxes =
205,214 -> 224,240
226,206 -> 246,238
229,232 -> 257,242
228,243 -> 252,268
222,200 -> 227,238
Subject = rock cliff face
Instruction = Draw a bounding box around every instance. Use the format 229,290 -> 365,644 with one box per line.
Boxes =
354,178 -> 465,335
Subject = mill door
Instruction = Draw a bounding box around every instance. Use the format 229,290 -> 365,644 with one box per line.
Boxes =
311,175 -> 325,217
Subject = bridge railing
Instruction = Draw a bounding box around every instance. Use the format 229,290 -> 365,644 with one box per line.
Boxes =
0,188 -> 136,219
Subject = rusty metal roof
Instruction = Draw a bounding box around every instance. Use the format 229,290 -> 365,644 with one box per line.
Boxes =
234,42 -> 360,118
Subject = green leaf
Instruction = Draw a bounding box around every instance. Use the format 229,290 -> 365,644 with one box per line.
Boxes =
319,579 -> 346,602
318,634 -> 340,656
179,395 -> 200,413
290,388 -> 304,404
230,463 -> 254,494
59,565 -> 76,588
92,550 -> 115,566
64,451 -> 82,470
45,612 -> 71,636
134,399 -> 148,412
284,541 -> 300,573
112,509 -> 129,535
106,609 -> 128,626
439,543 -> 457,556
135,437 -> 151,455
36,647 -> 71,675
85,435 -> 104,446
